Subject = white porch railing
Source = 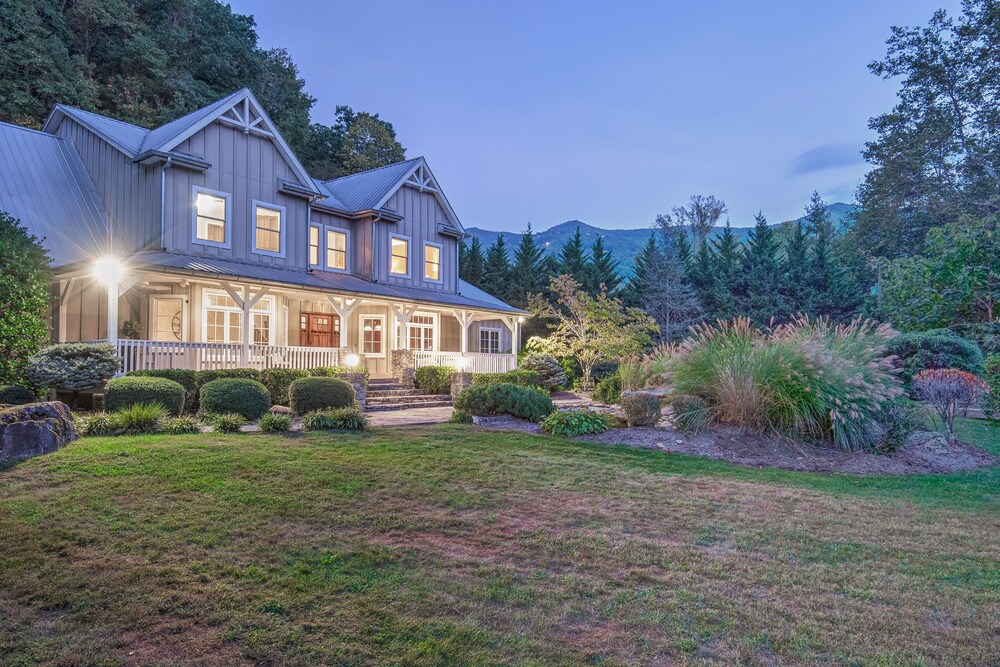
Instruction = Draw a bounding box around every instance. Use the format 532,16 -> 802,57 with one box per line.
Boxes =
412,350 -> 517,374
103,339 -> 340,374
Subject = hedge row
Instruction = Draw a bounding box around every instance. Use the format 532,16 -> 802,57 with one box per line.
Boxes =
471,369 -> 543,389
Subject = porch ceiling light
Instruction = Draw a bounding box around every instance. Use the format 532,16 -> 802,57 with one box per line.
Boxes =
344,353 -> 360,368
93,257 -> 127,286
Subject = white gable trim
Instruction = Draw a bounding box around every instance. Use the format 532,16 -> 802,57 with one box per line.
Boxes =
374,158 -> 465,233
156,89 -> 316,190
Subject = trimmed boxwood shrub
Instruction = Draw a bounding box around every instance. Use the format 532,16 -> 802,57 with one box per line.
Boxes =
261,368 -> 310,406
104,376 -> 186,416
194,368 -> 262,390
886,329 -> 985,388
128,369 -> 197,412
621,391 -> 662,427
471,369 -> 542,389
199,378 -> 271,421
415,366 -> 454,395
519,353 -> 568,391
0,385 -> 35,405
593,375 -> 622,404
289,376 -> 355,415
453,383 -> 554,422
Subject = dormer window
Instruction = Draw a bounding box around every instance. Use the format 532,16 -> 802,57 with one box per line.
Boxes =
423,242 -> 442,282
390,235 -> 410,276
252,201 -> 285,257
192,187 -> 230,248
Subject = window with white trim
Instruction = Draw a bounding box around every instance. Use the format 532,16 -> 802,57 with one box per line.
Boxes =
408,314 -> 435,351
194,188 -> 229,246
202,291 -> 274,345
479,327 -> 501,354
390,236 -> 409,276
253,202 -> 283,255
326,229 -> 348,271
423,243 -> 442,282
361,316 -> 384,356
308,225 -> 320,267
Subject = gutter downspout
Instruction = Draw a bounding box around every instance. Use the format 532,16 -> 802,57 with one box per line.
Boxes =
159,157 -> 173,249
306,194 -> 315,265
370,211 -> 382,283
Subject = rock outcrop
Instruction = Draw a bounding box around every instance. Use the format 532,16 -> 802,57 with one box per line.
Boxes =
0,402 -> 78,463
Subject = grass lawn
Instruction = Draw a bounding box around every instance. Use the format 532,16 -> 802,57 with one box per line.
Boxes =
1,420 -> 998,666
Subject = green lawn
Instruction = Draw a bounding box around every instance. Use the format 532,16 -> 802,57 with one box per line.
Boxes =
1,420 -> 998,666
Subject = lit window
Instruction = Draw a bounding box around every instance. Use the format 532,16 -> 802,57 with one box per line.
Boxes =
362,316 -> 384,355
254,204 -> 282,254
390,236 -> 409,275
424,243 -> 441,281
408,314 -> 435,351
195,191 -> 227,244
480,328 -> 501,354
309,226 -> 320,266
327,230 -> 347,270
202,290 -> 273,344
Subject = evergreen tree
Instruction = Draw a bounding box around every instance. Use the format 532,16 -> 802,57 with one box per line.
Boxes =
803,192 -> 859,321
709,220 -> 743,319
742,212 -> 789,326
557,227 -> 589,283
644,226 -> 701,341
676,229 -> 693,269
784,220 -> 811,315
622,234 -> 659,308
460,237 -> 486,287
688,241 -> 718,319
508,223 -> 546,307
584,236 -> 622,295
481,235 -> 512,301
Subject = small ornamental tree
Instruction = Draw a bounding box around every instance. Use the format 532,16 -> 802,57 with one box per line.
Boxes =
529,275 -> 657,390
912,369 -> 989,444
0,211 -> 51,385
25,342 -> 119,406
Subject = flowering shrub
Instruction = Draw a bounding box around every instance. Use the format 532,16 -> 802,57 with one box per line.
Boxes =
912,369 -> 989,443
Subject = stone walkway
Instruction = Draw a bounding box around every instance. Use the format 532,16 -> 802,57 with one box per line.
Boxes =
366,405 -> 455,426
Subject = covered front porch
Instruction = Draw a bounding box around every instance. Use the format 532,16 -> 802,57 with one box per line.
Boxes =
54,264 -> 521,377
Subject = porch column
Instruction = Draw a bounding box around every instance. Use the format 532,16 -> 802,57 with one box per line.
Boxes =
389,303 -> 419,351
106,276 -> 119,346
56,278 -> 76,343
221,282 -> 269,368
328,296 -> 361,354
452,309 -> 475,356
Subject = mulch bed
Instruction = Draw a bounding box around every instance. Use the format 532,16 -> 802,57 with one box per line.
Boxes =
476,417 -> 997,476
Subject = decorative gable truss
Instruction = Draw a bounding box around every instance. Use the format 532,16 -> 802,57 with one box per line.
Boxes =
218,98 -> 273,139
405,162 -> 439,193
393,159 -> 465,236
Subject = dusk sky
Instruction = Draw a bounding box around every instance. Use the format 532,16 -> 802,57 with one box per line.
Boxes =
230,0 -> 959,232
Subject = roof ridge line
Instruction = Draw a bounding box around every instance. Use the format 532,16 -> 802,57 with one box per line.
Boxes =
321,156 -> 423,184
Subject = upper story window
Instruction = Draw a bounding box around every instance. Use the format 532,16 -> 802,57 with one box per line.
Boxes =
327,229 -> 348,271
423,242 -> 442,282
193,187 -> 231,248
309,225 -> 320,267
252,201 -> 285,257
390,235 -> 410,276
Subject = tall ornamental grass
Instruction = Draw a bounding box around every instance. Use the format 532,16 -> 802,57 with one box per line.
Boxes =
667,316 -> 903,450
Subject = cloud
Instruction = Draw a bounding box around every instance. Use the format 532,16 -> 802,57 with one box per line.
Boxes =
789,143 -> 863,176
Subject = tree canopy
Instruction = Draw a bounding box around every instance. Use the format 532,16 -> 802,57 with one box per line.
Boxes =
0,212 -> 51,385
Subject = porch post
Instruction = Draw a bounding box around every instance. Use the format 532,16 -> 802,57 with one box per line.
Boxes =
390,303 -> 419,351
328,296 -> 361,355
106,277 -> 119,346
241,286 -> 251,367
452,309 -> 473,356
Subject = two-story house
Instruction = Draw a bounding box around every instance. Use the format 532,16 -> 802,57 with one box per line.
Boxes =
0,88 -> 524,378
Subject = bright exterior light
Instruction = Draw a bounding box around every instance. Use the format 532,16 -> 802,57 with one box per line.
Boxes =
454,356 -> 468,371
344,353 -> 360,368
517,316 -> 525,324
93,257 -> 126,286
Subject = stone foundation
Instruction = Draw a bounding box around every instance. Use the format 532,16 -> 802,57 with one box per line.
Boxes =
391,349 -> 415,387
451,371 -> 473,398
342,371 -> 367,408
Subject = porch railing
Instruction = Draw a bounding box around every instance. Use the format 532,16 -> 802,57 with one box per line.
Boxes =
101,339 -> 340,374
412,350 -> 517,374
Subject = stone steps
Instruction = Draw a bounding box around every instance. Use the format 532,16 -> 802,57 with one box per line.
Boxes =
363,378 -> 453,412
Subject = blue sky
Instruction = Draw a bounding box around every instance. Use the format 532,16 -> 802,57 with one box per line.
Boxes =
230,0 -> 958,231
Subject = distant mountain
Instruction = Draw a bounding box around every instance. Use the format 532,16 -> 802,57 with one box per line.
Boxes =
464,203 -> 856,276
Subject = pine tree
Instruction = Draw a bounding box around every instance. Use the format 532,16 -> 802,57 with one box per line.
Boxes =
585,236 -> 622,295
803,192 -> 859,321
742,212 -> 789,326
460,237 -> 486,287
709,220 -> 744,319
557,227 -> 589,283
784,220 -> 811,315
481,235 -> 512,301
622,234 -> 659,308
676,230 -> 693,269
508,223 -> 546,307
688,240 -> 718,319
644,226 -> 701,341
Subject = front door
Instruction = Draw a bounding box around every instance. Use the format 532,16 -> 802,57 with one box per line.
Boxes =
300,312 -> 340,348
151,296 -> 185,341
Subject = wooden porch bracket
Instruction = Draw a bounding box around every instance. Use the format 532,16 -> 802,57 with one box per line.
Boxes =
327,296 -> 362,352
219,281 -> 270,366
388,303 -> 420,350
450,308 -> 480,355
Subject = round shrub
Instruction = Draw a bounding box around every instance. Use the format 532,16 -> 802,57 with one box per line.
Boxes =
453,383 -> 553,423
593,375 -> 621,404
25,342 -> 119,392
519,353 -> 568,391
472,369 -> 543,389
104,376 -> 186,416
886,330 -> 985,388
194,368 -> 262,390
260,368 -> 309,406
0,385 -> 35,405
540,409 -> 615,436
289,377 -> 355,415
621,391 -> 662,427
199,378 -> 271,421
129,369 -> 198,412
414,366 -> 454,395
670,394 -> 711,434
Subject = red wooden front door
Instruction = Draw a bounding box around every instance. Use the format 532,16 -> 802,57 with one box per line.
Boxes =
299,312 -> 340,348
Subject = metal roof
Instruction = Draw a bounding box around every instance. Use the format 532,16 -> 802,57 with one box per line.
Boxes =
126,251 -> 526,314
321,157 -> 423,211
0,123 -> 110,266
138,89 -> 247,154
46,105 -> 150,156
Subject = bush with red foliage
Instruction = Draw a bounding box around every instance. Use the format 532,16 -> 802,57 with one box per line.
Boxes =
912,369 -> 989,443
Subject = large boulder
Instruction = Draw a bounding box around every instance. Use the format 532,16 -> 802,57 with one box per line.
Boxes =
0,402 -> 78,463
